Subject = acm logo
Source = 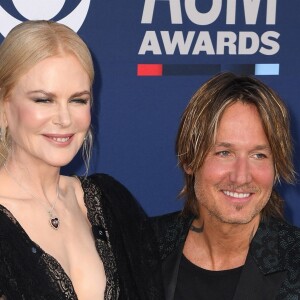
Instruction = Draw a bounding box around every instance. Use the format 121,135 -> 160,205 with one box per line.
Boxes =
0,0 -> 91,37
137,0 -> 280,76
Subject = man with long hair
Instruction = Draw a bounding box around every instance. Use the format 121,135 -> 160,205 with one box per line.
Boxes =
152,72 -> 300,299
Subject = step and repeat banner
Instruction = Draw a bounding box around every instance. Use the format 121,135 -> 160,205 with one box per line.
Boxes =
1,1 -> 300,224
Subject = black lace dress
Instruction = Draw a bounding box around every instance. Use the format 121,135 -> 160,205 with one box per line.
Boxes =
0,174 -> 164,300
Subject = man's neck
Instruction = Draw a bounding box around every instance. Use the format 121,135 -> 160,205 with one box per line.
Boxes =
183,215 -> 260,271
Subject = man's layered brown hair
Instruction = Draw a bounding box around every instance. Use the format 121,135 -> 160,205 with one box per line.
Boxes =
176,72 -> 295,220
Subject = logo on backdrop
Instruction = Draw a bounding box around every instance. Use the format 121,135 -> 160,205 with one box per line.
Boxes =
0,0 -> 91,37
137,0 -> 280,76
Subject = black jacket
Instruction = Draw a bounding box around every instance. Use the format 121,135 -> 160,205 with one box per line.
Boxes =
89,174 -> 164,299
151,211 -> 300,300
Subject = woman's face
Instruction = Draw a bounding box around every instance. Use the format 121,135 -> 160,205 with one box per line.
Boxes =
4,54 -> 91,167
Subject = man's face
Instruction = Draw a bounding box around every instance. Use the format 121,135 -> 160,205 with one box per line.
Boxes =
192,102 -> 274,225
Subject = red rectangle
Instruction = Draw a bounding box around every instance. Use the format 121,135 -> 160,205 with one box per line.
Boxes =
137,64 -> 162,76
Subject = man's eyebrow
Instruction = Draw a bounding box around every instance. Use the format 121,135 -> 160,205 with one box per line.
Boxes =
252,145 -> 272,151
214,142 -> 232,148
214,142 -> 271,151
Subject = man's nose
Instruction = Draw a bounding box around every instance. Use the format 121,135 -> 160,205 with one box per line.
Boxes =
229,157 -> 252,185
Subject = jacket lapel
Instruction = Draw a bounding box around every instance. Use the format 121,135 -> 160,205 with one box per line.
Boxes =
161,217 -> 288,300
162,240 -> 184,300
234,218 -> 287,300
157,214 -> 194,300
233,253 -> 286,300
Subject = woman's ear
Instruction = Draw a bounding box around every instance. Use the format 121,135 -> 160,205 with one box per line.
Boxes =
183,164 -> 193,175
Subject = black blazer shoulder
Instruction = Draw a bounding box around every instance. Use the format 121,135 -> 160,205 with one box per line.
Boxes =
151,211 -> 300,299
88,173 -> 146,219
151,211 -> 193,260
88,173 -> 165,300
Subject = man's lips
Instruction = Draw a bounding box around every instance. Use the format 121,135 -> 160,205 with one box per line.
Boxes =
222,190 -> 251,199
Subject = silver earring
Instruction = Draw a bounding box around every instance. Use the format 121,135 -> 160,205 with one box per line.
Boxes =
0,127 -> 8,145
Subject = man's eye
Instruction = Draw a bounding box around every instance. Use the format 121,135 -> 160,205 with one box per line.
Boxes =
216,151 -> 230,157
253,153 -> 267,159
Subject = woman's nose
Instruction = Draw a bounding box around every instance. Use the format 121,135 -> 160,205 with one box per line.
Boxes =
52,104 -> 71,127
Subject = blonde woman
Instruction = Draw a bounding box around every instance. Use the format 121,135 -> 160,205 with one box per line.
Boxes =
0,21 -> 162,300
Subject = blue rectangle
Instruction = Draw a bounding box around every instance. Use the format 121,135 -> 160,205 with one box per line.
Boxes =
255,64 -> 280,75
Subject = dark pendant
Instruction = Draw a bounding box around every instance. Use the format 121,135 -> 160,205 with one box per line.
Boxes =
50,217 -> 60,230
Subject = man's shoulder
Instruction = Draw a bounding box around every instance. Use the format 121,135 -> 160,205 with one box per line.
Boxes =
276,219 -> 300,252
256,217 -> 300,261
150,211 -> 192,259
268,218 -> 300,296
151,210 -> 184,224
150,211 -> 192,235
269,217 -> 300,243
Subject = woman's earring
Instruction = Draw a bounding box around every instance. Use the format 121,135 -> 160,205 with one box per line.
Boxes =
0,126 -> 8,145
0,127 -> 4,142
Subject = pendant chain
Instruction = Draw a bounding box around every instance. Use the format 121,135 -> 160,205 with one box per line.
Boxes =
3,163 -> 60,229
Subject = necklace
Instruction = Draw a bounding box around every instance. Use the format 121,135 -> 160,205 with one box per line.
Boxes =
3,164 -> 60,230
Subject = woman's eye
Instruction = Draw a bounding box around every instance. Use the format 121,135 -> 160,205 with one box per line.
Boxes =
33,98 -> 51,103
71,98 -> 89,104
